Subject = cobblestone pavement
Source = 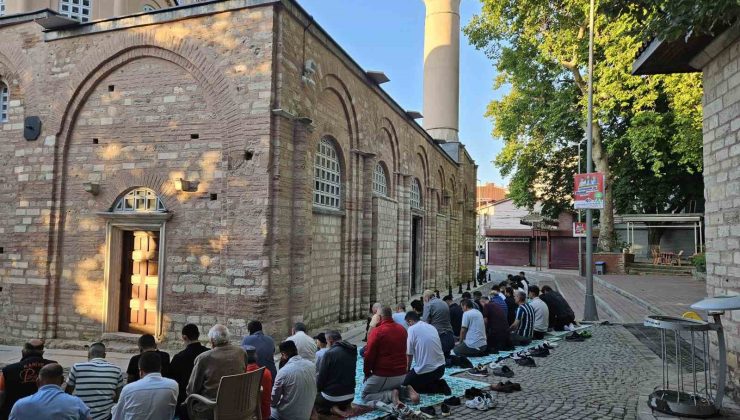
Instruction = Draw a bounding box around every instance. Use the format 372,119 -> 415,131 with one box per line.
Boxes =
436,325 -> 740,420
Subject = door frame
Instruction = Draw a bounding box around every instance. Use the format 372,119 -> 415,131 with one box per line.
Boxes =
410,214 -> 423,296
98,212 -> 171,338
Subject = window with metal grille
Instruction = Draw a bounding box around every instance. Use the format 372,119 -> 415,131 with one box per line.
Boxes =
373,163 -> 388,197
113,188 -> 166,212
59,0 -> 92,23
313,138 -> 342,209
410,178 -> 422,209
0,0 -> 6,16
0,83 -> 8,123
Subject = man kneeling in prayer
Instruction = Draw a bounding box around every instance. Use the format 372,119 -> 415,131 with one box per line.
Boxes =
403,312 -> 451,395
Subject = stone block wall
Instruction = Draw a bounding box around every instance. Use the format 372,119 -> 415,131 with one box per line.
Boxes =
372,196 -> 399,307
702,37 -> 740,400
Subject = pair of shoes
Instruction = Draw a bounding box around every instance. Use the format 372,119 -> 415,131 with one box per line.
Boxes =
529,347 -> 550,357
514,356 -> 536,367
542,341 -> 557,349
464,387 -> 484,399
468,364 -> 488,377
443,396 -> 461,406
511,351 -> 527,360
565,332 -> 585,342
464,393 -> 496,411
491,365 -> 514,378
490,381 -> 522,393
419,406 -> 436,418
441,403 -> 451,416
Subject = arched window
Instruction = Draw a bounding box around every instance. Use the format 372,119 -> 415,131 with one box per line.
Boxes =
410,178 -> 422,209
314,138 -> 341,209
113,188 -> 166,212
373,162 -> 388,197
0,82 -> 8,123
59,0 -> 92,23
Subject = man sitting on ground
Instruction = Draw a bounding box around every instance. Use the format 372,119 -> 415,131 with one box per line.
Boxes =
503,286 -> 517,325
421,289 -> 455,359
315,331 -> 357,417
113,351 -> 178,420
271,341 -> 316,420
540,285 -> 577,330
9,363 -> 90,420
403,311 -> 450,395
510,290 -> 535,346
286,322 -> 317,363
244,345 -> 273,420
126,334 -> 170,384
241,320 -> 277,381
0,339 -> 56,419
480,296 -> 513,352
453,299 -> 488,357
65,342 -> 124,420
528,285 -> 550,339
489,285 -> 508,315
392,303 -> 408,330
362,306 -> 419,406
169,324 -> 208,420
472,291 -> 484,311
443,295 -> 463,338
186,324 -> 247,419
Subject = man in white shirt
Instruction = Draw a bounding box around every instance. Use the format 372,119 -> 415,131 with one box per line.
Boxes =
65,342 -> 124,420
112,351 -> 178,420
285,322 -> 317,362
452,299 -> 488,357
402,311 -> 450,395
528,285 -> 550,339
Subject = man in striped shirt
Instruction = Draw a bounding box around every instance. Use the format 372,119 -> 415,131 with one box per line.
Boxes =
509,290 -> 535,346
65,343 -> 124,420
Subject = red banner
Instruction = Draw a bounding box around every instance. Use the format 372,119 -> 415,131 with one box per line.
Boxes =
573,222 -> 586,237
574,172 -> 605,209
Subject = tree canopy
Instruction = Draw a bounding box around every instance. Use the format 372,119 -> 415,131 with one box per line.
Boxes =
465,0 -> 705,251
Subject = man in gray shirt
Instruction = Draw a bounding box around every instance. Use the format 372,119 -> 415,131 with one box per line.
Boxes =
271,340 -> 316,420
421,290 -> 454,358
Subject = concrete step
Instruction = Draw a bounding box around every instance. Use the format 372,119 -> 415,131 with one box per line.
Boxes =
626,267 -> 693,276
100,332 -> 143,353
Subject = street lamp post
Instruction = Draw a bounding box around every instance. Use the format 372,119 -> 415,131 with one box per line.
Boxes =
583,0 -> 599,321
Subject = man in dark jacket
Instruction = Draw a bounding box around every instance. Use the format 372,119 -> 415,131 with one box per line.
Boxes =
0,340 -> 56,419
480,297 -> 513,352
540,285 -> 576,330
362,307 -> 419,406
316,331 -> 357,417
443,295 -> 463,338
169,324 -> 208,420
504,286 -> 518,325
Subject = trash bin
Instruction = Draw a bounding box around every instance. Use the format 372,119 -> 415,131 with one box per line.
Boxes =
595,261 -> 605,275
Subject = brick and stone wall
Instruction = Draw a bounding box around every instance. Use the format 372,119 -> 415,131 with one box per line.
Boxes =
0,0 -> 476,345
702,37 -> 740,400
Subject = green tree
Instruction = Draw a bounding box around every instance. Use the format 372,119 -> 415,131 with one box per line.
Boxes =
466,0 -> 704,251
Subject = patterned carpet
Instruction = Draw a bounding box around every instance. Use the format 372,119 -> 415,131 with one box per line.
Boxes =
349,326 -> 593,419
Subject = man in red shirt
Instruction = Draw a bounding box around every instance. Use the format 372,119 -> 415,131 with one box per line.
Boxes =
244,345 -> 273,419
361,306 -> 419,406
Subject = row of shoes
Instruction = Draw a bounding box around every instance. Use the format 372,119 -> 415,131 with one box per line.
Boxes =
463,387 -> 496,411
375,401 -> 436,419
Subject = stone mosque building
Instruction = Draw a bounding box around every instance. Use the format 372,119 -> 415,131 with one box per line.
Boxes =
0,0 -> 476,344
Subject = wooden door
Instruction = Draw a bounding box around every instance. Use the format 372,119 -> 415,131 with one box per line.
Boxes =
124,231 -> 158,334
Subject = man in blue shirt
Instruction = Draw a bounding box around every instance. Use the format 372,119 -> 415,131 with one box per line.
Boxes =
241,320 -> 277,381
10,363 -> 90,420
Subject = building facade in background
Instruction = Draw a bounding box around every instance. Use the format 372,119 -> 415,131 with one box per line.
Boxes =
0,0 -> 476,345
476,182 -> 508,206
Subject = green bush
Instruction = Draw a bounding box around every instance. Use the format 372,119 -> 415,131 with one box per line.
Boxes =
691,253 -> 706,273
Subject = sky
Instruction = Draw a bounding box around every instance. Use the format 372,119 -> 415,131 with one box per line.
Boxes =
298,0 -> 509,186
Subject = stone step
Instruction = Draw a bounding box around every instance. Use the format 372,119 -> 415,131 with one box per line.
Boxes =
627,267 -> 693,276
100,332 -> 144,353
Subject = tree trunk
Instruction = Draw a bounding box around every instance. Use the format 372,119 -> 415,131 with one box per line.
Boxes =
648,226 -> 664,250
591,124 -> 615,251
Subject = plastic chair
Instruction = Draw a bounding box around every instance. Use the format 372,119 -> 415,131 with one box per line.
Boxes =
185,368 -> 264,420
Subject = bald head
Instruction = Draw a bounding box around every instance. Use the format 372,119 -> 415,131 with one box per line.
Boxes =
38,363 -> 64,387
22,339 -> 44,358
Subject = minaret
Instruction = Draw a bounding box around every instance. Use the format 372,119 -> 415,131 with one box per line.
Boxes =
422,0 -> 461,143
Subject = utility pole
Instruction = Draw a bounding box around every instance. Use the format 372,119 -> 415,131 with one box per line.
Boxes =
583,0 -> 599,321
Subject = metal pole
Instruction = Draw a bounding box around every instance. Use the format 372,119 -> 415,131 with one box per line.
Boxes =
583,0 -> 599,321
578,142 -> 583,276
